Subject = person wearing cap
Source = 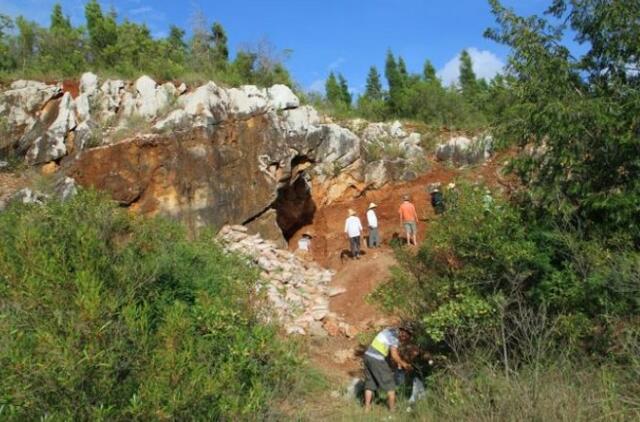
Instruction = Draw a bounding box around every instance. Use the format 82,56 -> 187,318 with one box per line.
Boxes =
344,208 -> 363,259
363,326 -> 412,412
366,203 -> 380,248
399,195 -> 419,246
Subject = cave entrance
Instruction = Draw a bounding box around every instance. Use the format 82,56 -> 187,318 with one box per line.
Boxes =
274,156 -> 316,241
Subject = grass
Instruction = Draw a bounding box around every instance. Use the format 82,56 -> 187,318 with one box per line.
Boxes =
297,360 -> 640,421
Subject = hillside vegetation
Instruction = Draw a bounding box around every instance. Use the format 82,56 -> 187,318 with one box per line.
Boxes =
0,191 -> 307,420
0,1 -> 292,86
371,0 -> 640,419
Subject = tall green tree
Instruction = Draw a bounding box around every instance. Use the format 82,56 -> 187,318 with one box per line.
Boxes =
210,22 -> 228,69
111,20 -> 155,76
385,50 -> 403,113
42,3 -> 85,75
423,59 -> 438,83
84,0 -> 118,66
338,73 -> 352,106
50,3 -> 71,32
459,49 -> 477,97
15,17 -> 39,71
397,56 -> 409,86
486,0 -> 640,239
364,65 -> 383,100
325,72 -> 342,106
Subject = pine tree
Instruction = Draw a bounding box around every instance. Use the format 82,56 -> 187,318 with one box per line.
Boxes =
338,73 -> 352,106
423,59 -> 437,83
85,0 -> 117,65
50,3 -> 71,32
385,50 -> 403,113
459,49 -> 477,96
364,66 -> 383,100
211,22 -> 229,68
325,72 -> 342,106
397,56 -> 409,86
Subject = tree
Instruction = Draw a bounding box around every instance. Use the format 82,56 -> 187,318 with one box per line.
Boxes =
364,65 -> 383,100
385,50 -> 402,113
189,9 -> 210,73
111,21 -> 155,76
423,59 -> 438,83
338,73 -> 352,106
325,72 -> 342,106
210,22 -> 228,69
84,0 -> 118,66
15,17 -> 39,71
0,14 -> 15,71
50,3 -> 71,32
398,56 -> 409,86
486,0 -> 640,239
459,49 -> 477,97
42,3 -> 85,75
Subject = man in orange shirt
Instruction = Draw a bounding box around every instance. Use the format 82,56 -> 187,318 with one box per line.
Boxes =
398,195 -> 418,246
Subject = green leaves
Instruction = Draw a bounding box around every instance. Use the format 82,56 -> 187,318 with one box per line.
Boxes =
0,191 -> 303,419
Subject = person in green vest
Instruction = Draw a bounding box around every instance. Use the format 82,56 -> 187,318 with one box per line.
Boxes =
363,326 -> 412,412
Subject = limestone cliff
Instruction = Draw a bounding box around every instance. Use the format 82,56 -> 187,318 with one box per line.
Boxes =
0,73 -> 430,244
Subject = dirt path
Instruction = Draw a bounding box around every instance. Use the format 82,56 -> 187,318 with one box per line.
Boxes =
308,248 -> 398,382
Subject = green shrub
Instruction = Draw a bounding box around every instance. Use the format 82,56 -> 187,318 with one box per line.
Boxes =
0,190 -> 304,420
373,182 -> 640,362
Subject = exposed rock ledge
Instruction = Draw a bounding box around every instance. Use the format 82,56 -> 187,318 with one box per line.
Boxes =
1,73 -> 429,245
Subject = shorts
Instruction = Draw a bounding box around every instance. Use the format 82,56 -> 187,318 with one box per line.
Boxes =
363,354 -> 395,392
404,221 -> 417,235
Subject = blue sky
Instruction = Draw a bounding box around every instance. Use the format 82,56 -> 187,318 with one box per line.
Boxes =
0,0 -> 555,94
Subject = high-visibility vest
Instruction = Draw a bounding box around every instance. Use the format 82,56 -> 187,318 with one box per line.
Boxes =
371,332 -> 391,357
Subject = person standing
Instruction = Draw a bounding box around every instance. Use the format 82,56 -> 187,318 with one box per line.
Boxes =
430,186 -> 445,215
344,208 -> 363,259
399,195 -> 419,246
366,202 -> 380,248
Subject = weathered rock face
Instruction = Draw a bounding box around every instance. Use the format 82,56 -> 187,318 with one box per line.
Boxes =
1,73 -> 430,246
436,135 -> 493,165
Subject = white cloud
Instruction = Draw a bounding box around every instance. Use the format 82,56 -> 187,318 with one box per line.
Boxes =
438,47 -> 505,86
307,79 -> 325,93
328,57 -> 345,71
130,6 -> 153,15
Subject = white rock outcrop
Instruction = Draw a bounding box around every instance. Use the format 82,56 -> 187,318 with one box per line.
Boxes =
436,135 -> 492,165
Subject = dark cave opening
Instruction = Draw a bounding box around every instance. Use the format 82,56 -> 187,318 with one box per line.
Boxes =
273,157 -> 317,241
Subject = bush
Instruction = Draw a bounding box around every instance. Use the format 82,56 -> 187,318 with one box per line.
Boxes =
0,191 -> 304,420
372,182 -> 640,363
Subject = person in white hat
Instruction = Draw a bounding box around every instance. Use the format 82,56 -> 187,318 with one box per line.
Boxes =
344,208 -> 363,259
366,202 -> 380,248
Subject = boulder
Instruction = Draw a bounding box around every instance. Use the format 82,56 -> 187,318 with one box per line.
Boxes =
226,86 -> 268,118
26,92 -> 76,164
79,72 -> 99,96
178,82 -> 230,128
436,135 -> 492,165
267,84 -> 300,110
135,75 -> 173,119
315,124 -> 360,170
245,209 -> 287,249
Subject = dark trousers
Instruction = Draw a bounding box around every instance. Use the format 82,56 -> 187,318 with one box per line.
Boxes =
349,236 -> 361,257
368,227 -> 380,247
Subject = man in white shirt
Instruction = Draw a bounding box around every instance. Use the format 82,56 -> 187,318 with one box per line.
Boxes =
366,203 -> 380,248
344,208 -> 363,259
